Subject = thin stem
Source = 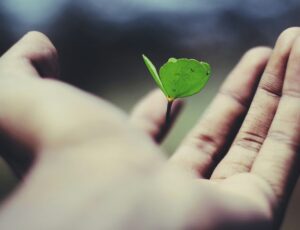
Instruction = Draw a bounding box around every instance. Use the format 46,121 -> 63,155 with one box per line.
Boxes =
154,99 -> 174,142
165,99 -> 174,129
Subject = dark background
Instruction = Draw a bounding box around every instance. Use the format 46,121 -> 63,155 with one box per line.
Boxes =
0,0 -> 299,229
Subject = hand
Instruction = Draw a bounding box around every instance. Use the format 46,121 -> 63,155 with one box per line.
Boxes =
0,29 -> 298,230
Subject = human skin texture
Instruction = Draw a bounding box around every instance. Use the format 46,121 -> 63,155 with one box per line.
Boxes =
0,28 -> 299,230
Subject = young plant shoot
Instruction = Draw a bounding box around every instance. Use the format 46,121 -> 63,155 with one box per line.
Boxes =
142,54 -> 211,131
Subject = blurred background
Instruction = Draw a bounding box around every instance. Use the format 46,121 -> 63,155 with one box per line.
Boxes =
0,0 -> 299,229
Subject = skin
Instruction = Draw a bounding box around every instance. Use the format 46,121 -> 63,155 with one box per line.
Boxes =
0,28 -> 299,230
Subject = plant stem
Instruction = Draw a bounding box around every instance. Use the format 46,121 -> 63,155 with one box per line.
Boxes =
165,99 -> 174,130
155,99 -> 174,142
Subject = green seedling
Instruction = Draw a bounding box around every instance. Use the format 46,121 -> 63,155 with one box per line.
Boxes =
142,54 -> 211,132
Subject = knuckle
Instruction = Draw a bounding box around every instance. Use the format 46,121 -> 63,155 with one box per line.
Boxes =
219,88 -> 249,109
213,160 -> 251,179
267,130 -> 299,150
235,130 -> 265,152
283,87 -> 300,98
255,166 -> 285,201
258,79 -> 282,98
188,133 -> 219,160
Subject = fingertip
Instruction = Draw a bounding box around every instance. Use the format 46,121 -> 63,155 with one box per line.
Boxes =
1,31 -> 59,79
243,46 -> 272,58
239,46 -> 272,71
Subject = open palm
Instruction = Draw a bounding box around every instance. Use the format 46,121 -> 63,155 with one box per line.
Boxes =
132,27 -> 300,229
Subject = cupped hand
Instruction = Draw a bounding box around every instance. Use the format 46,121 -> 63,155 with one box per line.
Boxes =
0,29 -> 299,230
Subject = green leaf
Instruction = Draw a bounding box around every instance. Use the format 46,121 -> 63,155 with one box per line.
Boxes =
142,54 -> 168,97
159,58 -> 211,99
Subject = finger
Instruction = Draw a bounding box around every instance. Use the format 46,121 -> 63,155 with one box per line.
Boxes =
0,31 -> 59,176
169,47 -> 272,177
211,27 -> 300,180
0,31 -> 59,78
130,89 -> 183,143
251,36 -> 300,210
